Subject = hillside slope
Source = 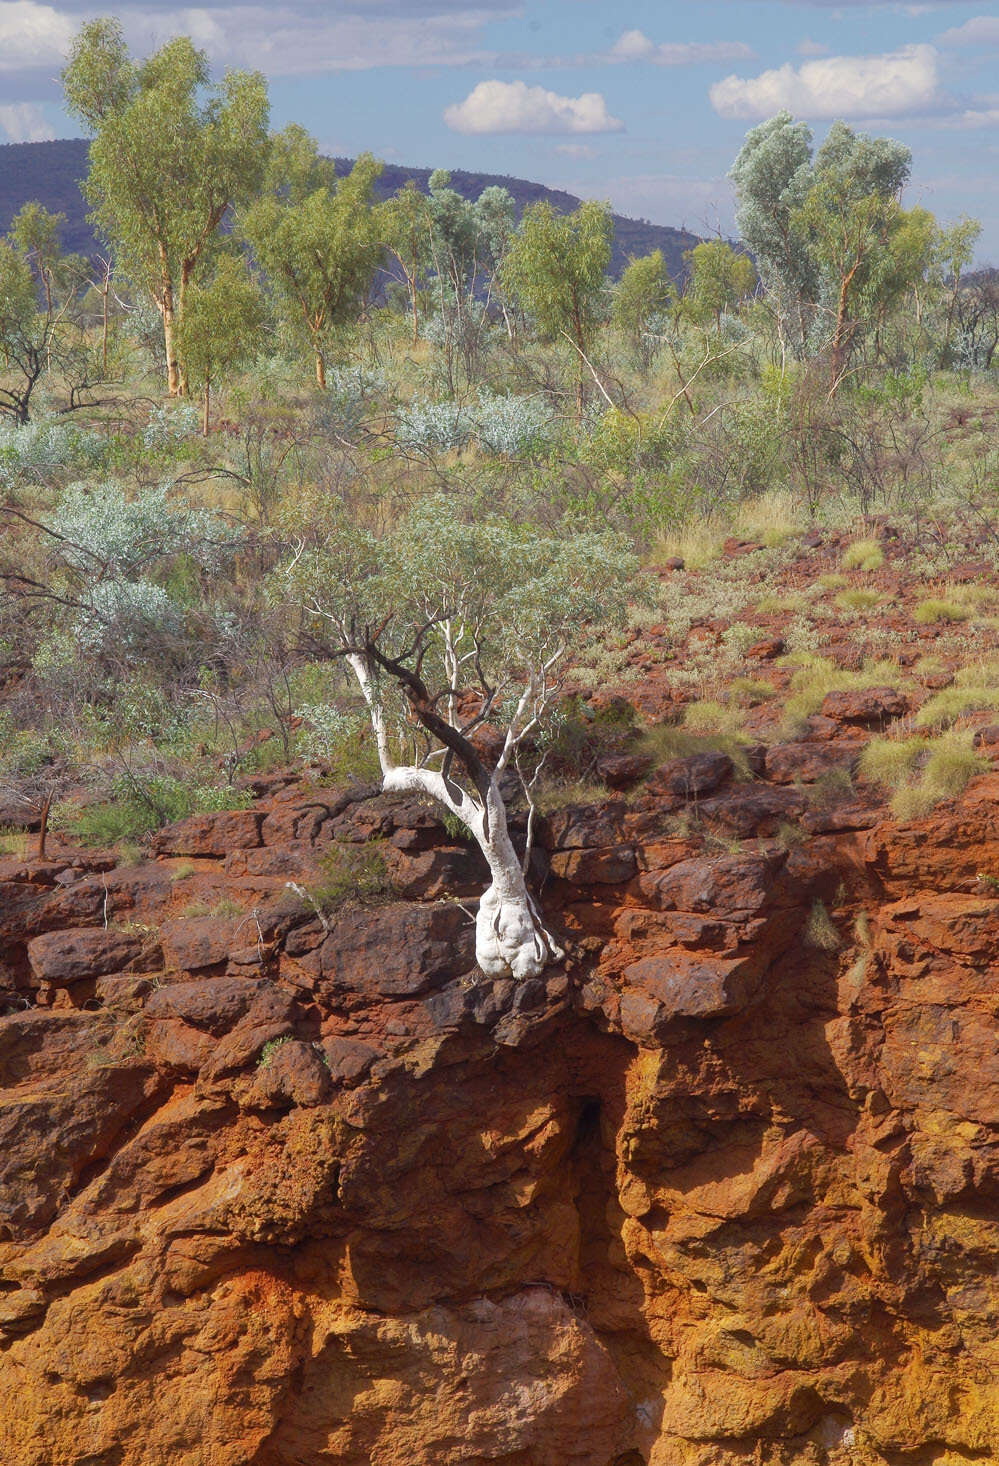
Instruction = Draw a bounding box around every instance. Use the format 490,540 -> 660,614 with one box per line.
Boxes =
0,137 -> 701,277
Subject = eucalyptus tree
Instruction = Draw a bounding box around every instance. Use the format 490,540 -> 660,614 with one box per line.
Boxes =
729,110 -> 818,356
62,19 -> 270,397
242,130 -> 384,388
502,199 -> 613,415
801,121 -> 914,386
612,249 -> 675,371
685,240 -> 756,336
177,254 -> 266,432
0,205 -> 92,424
284,495 -> 634,980
381,181 -> 433,348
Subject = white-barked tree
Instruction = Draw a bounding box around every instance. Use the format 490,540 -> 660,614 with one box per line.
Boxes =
284,495 -> 633,980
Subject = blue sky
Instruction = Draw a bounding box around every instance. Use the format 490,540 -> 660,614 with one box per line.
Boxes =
4,0 -> 999,256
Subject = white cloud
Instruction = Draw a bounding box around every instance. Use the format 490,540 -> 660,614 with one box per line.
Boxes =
0,102 -> 56,141
444,80 -> 624,135
116,5 -> 508,74
560,171 -> 735,235
0,1 -> 74,71
710,43 -> 943,120
797,39 -> 830,58
555,142 -> 597,158
938,16 -> 999,49
609,30 -> 754,66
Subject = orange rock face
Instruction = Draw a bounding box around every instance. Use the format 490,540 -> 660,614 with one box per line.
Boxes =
3,763 -> 999,1465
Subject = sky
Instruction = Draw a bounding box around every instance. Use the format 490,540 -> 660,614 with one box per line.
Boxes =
4,0 -> 999,258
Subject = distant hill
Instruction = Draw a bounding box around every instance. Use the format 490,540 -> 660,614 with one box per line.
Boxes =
0,137 -> 702,279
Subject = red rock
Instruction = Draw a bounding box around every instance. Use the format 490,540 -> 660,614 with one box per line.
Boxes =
321,1035 -> 380,1083
645,751 -> 734,800
148,809 -> 263,857
595,752 -> 654,789
304,902 -> 475,996
549,846 -> 637,885
160,915 -> 245,973
250,1039 -> 331,1108
765,739 -> 866,784
820,686 -> 909,725
745,636 -> 785,660
640,851 -> 785,919
620,951 -> 763,1037
25,927 -> 151,985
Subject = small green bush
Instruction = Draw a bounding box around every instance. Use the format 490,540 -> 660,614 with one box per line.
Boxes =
913,598 -> 969,625
805,899 -> 841,951
308,840 -> 395,912
842,539 -> 884,572
859,736 -> 925,789
837,588 -> 881,612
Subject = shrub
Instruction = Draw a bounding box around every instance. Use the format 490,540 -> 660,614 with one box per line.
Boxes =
53,776 -> 252,847
396,398 -> 472,453
915,685 -> 999,730
859,736 -> 924,788
472,390 -> 554,456
805,899 -> 841,950
842,539 -> 884,571
837,588 -> 881,611
308,840 -> 395,912
296,704 -> 378,779
913,598 -> 969,625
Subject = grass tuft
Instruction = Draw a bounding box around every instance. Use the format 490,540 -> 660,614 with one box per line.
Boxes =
842,539 -> 884,572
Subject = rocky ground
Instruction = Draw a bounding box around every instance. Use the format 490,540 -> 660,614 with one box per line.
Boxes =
3,522 -> 999,1465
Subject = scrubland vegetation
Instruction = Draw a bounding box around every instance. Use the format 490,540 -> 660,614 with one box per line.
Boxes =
3,18 -> 999,964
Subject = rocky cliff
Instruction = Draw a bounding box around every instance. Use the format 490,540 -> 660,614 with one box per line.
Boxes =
3,670 -> 999,1466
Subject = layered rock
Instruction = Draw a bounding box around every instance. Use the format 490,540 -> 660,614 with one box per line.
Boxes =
2,758 -> 999,1464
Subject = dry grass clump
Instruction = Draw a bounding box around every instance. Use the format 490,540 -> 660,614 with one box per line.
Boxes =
652,489 -> 805,568
805,899 -> 841,951
780,654 -> 901,732
636,711 -> 754,779
861,730 -> 987,818
842,539 -> 884,572
858,736 -> 925,789
729,676 -> 777,704
817,573 -> 850,592
915,659 -> 999,729
837,588 -> 882,612
913,597 -> 969,625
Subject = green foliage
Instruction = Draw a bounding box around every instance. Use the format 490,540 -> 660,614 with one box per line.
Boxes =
62,19 -> 269,393
52,775 -> 252,846
842,539 -> 884,571
502,199 -> 612,408
177,255 -> 266,425
612,249 -> 675,368
257,1034 -> 293,1068
684,241 -> 756,332
242,139 -> 384,385
308,840 -> 395,912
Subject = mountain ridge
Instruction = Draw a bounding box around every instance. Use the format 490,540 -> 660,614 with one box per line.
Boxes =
0,137 -> 702,278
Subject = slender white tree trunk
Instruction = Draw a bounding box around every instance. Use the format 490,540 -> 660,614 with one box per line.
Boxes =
346,653 -> 563,980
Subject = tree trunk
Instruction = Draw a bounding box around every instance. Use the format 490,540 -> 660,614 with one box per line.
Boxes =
409,275 -> 420,348
162,293 -> 181,397
203,376 -> 211,436
472,789 -> 563,980
345,650 -> 563,981
315,352 -> 326,389
382,766 -> 562,979
37,792 -> 51,861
